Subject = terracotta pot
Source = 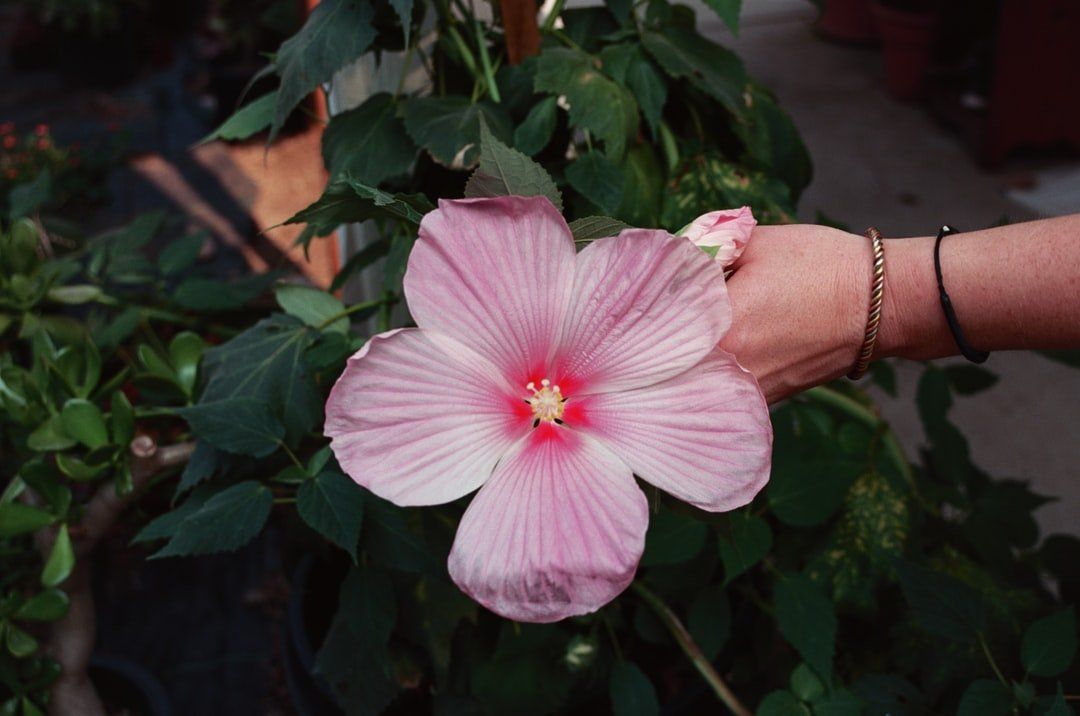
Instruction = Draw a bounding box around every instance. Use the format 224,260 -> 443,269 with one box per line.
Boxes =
871,1 -> 938,101
816,0 -> 878,45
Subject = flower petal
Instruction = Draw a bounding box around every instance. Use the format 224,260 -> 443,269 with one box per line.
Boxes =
554,229 -> 730,394
404,196 -> 576,386
681,206 -> 756,268
582,348 -> 772,512
448,427 -> 647,622
325,329 -> 527,506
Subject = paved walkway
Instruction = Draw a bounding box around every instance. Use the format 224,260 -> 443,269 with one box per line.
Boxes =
698,0 -> 1079,536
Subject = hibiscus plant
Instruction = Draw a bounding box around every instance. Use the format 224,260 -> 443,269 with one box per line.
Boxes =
2,1 -> 1078,715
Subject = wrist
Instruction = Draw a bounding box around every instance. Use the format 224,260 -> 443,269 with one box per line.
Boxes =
875,235 -> 951,360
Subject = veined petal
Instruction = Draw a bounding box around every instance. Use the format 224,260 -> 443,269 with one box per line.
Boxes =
448,428 -> 647,622
554,229 -> 730,395
325,329 -> 527,507
404,196 -> 576,386
582,348 -> 771,512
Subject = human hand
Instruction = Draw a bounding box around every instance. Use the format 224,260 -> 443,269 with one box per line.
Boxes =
719,224 -> 876,404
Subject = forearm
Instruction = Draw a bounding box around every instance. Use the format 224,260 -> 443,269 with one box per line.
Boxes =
877,215 -> 1080,361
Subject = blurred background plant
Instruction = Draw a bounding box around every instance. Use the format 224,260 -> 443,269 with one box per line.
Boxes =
1,1 -> 1077,715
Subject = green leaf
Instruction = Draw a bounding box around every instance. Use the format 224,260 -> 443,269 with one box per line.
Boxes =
176,442 -> 218,494
285,177 -> 432,239
640,508 -> 708,566
957,680 -> 1011,716
271,0 -> 376,141
895,560 -> 985,643
768,458 -> 861,527
8,169 -> 52,219
173,273 -> 278,311
315,565 -> 399,713
660,154 -> 794,227
514,96 -> 558,156
1044,685 -> 1075,716
26,414 -> 76,452
169,331 -> 204,397
566,151 -> 624,214
464,116 -> 563,211
40,524 -> 74,587
157,232 -> 205,276
642,27 -> 746,113
176,399 -> 285,457
199,314 -> 320,445
945,364 -> 999,395
1021,607 -> 1076,677
297,470 -> 364,560
46,285 -> 101,305
133,488 -> 213,544
200,92 -> 276,143
152,481 -> 273,558
718,512 -> 772,583
534,47 -> 638,158
609,662 -> 659,716
14,588 -> 69,621
756,691 -> 809,716
688,585 -> 731,660
322,93 -> 416,182
616,144 -> 664,226
774,573 -> 836,682
109,391 -> 135,447
789,663 -> 825,702
401,96 -> 512,167
704,0 -> 742,34
275,284 -> 348,333
0,503 -> 55,538
812,690 -> 863,716
390,0 -> 412,45
4,623 -> 38,658
567,216 -> 630,243
601,45 -> 667,136
734,82 -> 813,197
915,365 -> 952,435
59,399 -> 108,449
364,496 -> 437,574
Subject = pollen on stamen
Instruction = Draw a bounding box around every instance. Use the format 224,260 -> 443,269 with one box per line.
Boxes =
526,378 -> 567,424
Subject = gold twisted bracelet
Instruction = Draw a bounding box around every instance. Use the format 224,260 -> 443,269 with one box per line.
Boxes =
848,227 -> 886,380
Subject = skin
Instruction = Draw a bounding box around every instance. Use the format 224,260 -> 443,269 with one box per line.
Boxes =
720,215 -> 1080,404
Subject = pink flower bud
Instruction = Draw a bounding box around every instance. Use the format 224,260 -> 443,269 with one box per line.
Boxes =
680,206 -> 756,267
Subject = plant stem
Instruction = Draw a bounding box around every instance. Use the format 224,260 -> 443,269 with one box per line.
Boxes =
801,385 -> 929,509
446,24 -> 481,81
632,582 -> 752,716
473,17 -> 501,103
315,297 -> 392,331
977,632 -> 1009,688
277,441 -> 305,472
541,0 -> 566,31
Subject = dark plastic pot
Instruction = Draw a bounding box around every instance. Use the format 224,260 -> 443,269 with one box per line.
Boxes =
816,0 -> 878,45
871,1 -> 938,100
283,555 -> 345,716
89,654 -> 171,716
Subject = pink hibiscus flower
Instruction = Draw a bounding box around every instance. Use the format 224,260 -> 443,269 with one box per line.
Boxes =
325,196 -> 772,622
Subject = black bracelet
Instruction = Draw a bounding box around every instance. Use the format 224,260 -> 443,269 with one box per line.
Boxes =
934,225 -> 990,364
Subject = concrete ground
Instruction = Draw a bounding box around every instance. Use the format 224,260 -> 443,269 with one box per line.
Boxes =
697,0 -> 1079,536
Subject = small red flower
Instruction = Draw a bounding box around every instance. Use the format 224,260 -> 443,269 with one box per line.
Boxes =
36,138 -> 50,151
34,124 -> 48,137
2,135 -> 16,149
0,122 -> 14,134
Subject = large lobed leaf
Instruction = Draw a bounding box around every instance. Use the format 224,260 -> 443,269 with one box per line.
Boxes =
401,96 -> 512,168
465,117 -> 563,211
534,48 -> 639,158
322,93 -> 416,182
271,0 -> 376,142
198,314 -> 321,446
